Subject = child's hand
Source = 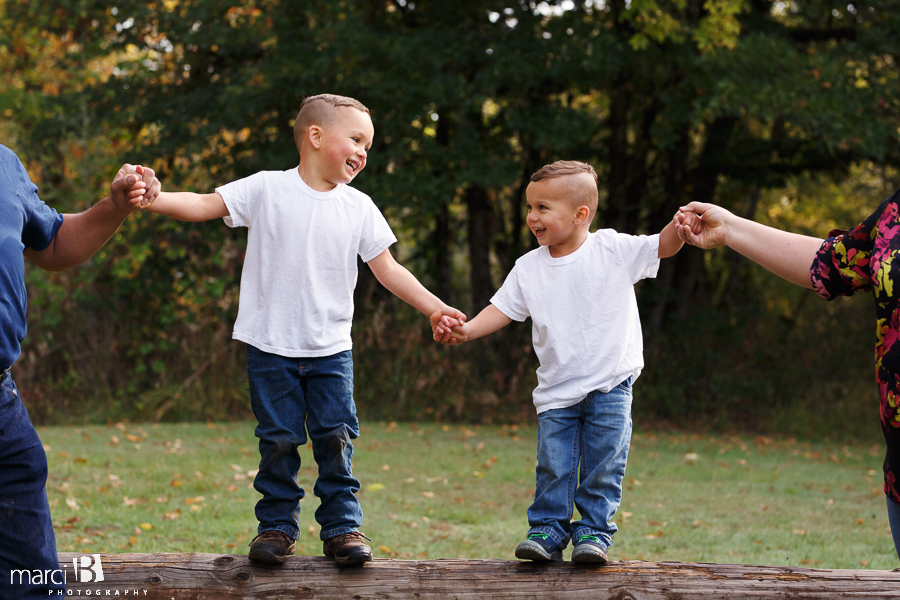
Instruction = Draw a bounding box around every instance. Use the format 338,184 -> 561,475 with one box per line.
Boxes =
136,164 -> 161,207
674,210 -> 702,237
445,321 -> 470,345
430,307 -> 467,344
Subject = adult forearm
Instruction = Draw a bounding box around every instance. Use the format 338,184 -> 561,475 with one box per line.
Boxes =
25,195 -> 132,271
725,216 -> 823,290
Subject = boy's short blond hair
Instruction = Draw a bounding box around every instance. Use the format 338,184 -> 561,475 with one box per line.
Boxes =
531,160 -> 599,219
293,94 -> 370,152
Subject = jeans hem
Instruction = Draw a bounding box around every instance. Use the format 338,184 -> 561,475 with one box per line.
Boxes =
526,526 -> 568,549
257,524 -> 299,540
572,527 -> 612,550
320,526 -> 358,541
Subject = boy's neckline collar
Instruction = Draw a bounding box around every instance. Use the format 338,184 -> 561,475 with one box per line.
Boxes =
292,167 -> 345,199
539,231 -> 593,266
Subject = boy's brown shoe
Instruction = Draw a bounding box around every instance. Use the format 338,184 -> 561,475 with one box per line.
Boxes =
248,530 -> 296,563
322,531 -> 373,565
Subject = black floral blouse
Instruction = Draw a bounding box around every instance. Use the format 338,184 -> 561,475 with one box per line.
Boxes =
810,189 -> 900,504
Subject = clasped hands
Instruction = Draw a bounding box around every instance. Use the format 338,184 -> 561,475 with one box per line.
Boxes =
431,309 -> 468,346
113,163 -> 161,210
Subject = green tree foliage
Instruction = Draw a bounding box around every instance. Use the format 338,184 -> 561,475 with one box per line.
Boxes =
2,0 -> 899,430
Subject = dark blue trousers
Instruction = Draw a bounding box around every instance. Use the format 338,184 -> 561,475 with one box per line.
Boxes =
0,375 -> 64,598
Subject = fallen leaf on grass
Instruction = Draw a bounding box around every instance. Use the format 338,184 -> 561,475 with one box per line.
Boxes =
366,483 -> 386,492
163,510 -> 181,520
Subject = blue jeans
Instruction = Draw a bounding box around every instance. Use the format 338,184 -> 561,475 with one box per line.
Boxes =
527,378 -> 633,551
247,346 -> 362,540
0,375 -> 65,599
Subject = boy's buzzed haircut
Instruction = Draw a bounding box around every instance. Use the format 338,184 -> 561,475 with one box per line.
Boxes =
531,160 -> 599,219
293,94 -> 370,151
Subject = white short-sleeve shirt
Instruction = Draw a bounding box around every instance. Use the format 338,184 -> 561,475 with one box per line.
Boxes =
216,167 -> 396,357
491,229 -> 660,413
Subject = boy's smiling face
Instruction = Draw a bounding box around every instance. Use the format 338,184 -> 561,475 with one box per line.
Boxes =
311,106 -> 374,189
525,176 -> 592,257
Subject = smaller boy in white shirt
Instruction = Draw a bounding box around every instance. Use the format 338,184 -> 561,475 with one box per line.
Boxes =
145,94 -> 465,566
441,160 -> 686,562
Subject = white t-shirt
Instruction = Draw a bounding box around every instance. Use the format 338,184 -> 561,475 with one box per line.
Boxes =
217,168 -> 396,357
491,229 -> 660,414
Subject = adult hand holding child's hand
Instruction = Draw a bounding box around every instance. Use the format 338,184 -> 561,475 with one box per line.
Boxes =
675,202 -> 733,249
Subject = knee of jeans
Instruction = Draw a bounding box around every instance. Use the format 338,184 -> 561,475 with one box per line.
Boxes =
262,434 -> 301,460
324,425 -> 352,455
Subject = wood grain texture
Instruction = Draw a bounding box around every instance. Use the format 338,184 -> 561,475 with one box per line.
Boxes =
57,553 -> 900,599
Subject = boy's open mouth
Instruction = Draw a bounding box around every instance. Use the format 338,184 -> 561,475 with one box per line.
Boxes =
346,159 -> 361,173
532,227 -> 546,237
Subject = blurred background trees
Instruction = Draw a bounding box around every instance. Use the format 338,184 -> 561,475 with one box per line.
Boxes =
1,0 -> 898,438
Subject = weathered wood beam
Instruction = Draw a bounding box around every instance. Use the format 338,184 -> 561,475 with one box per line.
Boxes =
56,553 -> 900,599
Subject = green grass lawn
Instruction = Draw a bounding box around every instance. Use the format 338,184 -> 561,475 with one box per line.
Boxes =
39,421 -> 897,569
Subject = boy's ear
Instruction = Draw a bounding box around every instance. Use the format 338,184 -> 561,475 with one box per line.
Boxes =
574,206 -> 591,225
308,125 -> 323,150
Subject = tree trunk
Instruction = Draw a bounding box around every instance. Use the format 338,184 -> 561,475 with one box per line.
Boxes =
466,184 -> 494,313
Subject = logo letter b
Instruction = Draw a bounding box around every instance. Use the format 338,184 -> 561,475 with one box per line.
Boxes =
74,555 -> 104,583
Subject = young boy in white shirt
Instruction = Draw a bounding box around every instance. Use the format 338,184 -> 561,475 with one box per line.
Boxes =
145,94 -> 465,566
440,160 -> 686,562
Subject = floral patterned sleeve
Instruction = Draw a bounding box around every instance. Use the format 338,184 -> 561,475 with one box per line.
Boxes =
809,194 -> 899,300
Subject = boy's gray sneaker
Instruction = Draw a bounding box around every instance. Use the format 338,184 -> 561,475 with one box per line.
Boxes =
571,534 -> 608,564
515,533 -> 563,562
248,530 -> 296,563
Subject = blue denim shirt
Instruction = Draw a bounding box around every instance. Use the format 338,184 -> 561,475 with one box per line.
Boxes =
0,145 -> 63,369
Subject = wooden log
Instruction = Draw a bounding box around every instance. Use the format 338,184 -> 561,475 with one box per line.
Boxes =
56,553 -> 900,599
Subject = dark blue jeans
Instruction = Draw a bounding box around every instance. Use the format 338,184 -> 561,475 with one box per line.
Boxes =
0,375 -> 64,599
527,378 -> 633,551
247,346 -> 362,541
